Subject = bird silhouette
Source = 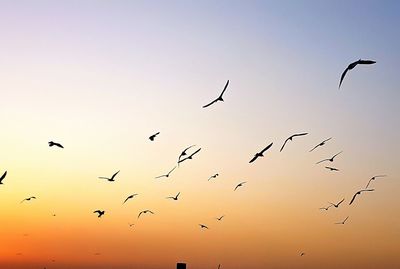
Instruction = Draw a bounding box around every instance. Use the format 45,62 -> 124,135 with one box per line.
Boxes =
20,196 -> 36,203
149,132 -> 160,141
0,171 -> 7,184
234,181 -> 246,191
319,205 -> 333,211
98,170 -> 120,182
329,198 -> 345,208
316,151 -> 343,164
349,189 -> 374,205
280,133 -> 308,152
123,194 -> 138,204
48,141 -> 64,148
216,215 -> 225,221
335,216 -> 349,225
208,173 -> 219,181
178,145 -> 196,163
138,210 -> 155,219
249,142 -> 273,163
300,253 -> 305,256
365,175 -> 387,189
309,137 -> 332,152
203,80 -> 229,108
325,166 -> 339,171
93,210 -> 105,218
166,192 -> 180,201
155,166 -> 176,179
128,223 -> 135,227
199,224 -> 209,229
339,59 -> 376,88
178,148 -> 201,164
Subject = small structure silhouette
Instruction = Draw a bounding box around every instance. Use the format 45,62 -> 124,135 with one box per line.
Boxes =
177,262 -> 186,269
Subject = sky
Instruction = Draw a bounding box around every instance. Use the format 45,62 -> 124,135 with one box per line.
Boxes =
0,1 -> 399,268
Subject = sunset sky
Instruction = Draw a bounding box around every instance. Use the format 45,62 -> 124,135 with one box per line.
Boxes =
0,1 -> 400,268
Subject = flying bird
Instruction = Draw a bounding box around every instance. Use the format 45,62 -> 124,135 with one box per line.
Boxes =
316,151 -> 343,164
20,196 -> 36,203
208,173 -> 219,181
349,189 -> 374,205
365,175 -> 387,189
98,170 -> 120,182
128,223 -> 135,227
300,253 -> 305,256
339,59 -> 376,88
123,194 -> 138,204
202,80 -> 229,108
177,145 -> 196,163
325,166 -> 339,171
309,137 -> 332,152
0,171 -> 7,184
335,216 -> 349,225
149,132 -> 160,141
138,210 -> 155,219
329,198 -> 345,208
280,133 -> 308,152
249,142 -> 273,163
155,166 -> 176,179
178,148 -> 201,164
234,181 -> 246,191
48,141 -> 64,148
216,215 -> 225,221
319,205 -> 333,211
199,224 -> 209,229
93,210 -> 105,218
166,192 -> 180,201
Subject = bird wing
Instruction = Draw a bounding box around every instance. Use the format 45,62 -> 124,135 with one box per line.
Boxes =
260,142 -> 273,154
309,144 -> 320,152
339,67 -> 349,88
365,178 -> 373,189
337,198 -> 345,206
98,177 -> 109,180
138,211 -> 143,218
280,138 -> 289,152
0,171 -> 6,182
323,137 -> 332,143
168,166 -> 177,175
56,143 -> 64,148
219,80 -> 230,98
332,151 -> 343,159
111,171 -> 120,180
202,98 -> 218,108
316,158 -> 329,164
349,193 -> 358,205
189,148 -> 201,158
249,155 -> 258,163
155,174 -> 166,179
292,132 -> 308,137
358,60 -> 376,65
123,196 -> 131,204
93,210 -> 100,214
176,192 -> 180,198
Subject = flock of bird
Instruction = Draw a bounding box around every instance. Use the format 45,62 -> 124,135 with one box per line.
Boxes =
0,58 -> 387,267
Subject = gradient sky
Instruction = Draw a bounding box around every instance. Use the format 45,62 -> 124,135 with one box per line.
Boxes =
0,1 -> 400,268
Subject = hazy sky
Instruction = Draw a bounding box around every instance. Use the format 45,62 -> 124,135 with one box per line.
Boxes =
0,1 -> 399,268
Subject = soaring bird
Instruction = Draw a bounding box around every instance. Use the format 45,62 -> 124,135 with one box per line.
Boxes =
138,210 -> 155,219
123,194 -> 138,204
166,192 -> 180,201
149,132 -> 160,141
309,137 -> 332,152
178,148 -> 201,164
155,166 -> 176,179
339,59 -> 376,88
335,216 -> 349,225
325,166 -> 339,172
199,224 -> 209,229
280,133 -> 308,152
98,170 -> 120,182
93,210 -> 105,218
216,215 -> 225,221
349,189 -> 374,205
234,181 -> 246,191
329,198 -> 345,208
316,151 -> 343,164
365,175 -> 387,189
20,196 -> 36,203
208,173 -> 219,181
249,142 -> 273,163
178,145 -> 196,163
48,141 -> 64,148
0,171 -> 7,184
203,80 -> 229,108
319,205 -> 333,211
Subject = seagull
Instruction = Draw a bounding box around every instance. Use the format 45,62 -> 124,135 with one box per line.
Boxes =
149,132 -> 160,141
48,141 -> 64,148
155,166 -> 176,179
178,145 -> 196,163
199,224 -> 209,229
202,80 -> 229,108
123,194 -> 138,204
208,173 -> 219,181
366,175 -> 387,189
325,166 -> 339,171
20,196 -> 36,203
178,148 -> 201,164
349,189 -> 374,205
329,198 -> 345,208
280,133 -> 308,152
216,215 -> 225,221
309,137 -> 332,152
234,181 -> 246,191
339,59 -> 376,89
0,171 -> 7,184
138,210 -> 155,219
93,210 -> 105,218
319,205 -> 333,211
249,142 -> 273,163
98,170 -> 120,182
316,151 -> 343,164
335,216 -> 349,225
166,192 -> 180,201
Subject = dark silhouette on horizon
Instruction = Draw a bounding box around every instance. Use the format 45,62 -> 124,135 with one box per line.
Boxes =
234,181 -> 246,191
249,142 -> 273,163
366,175 -> 387,188
155,166 -> 176,179
20,196 -> 36,203
0,171 -> 7,184
138,210 -> 155,219
166,192 -> 180,201
349,189 -> 374,205
335,216 -> 349,225
329,198 -> 345,208
48,141 -> 64,148
316,151 -> 343,164
339,59 -> 376,88
149,132 -> 160,141
309,137 -> 332,152
98,170 -> 120,182
280,133 -> 308,152
93,210 -> 105,218
123,194 -> 138,204
203,80 -> 229,108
